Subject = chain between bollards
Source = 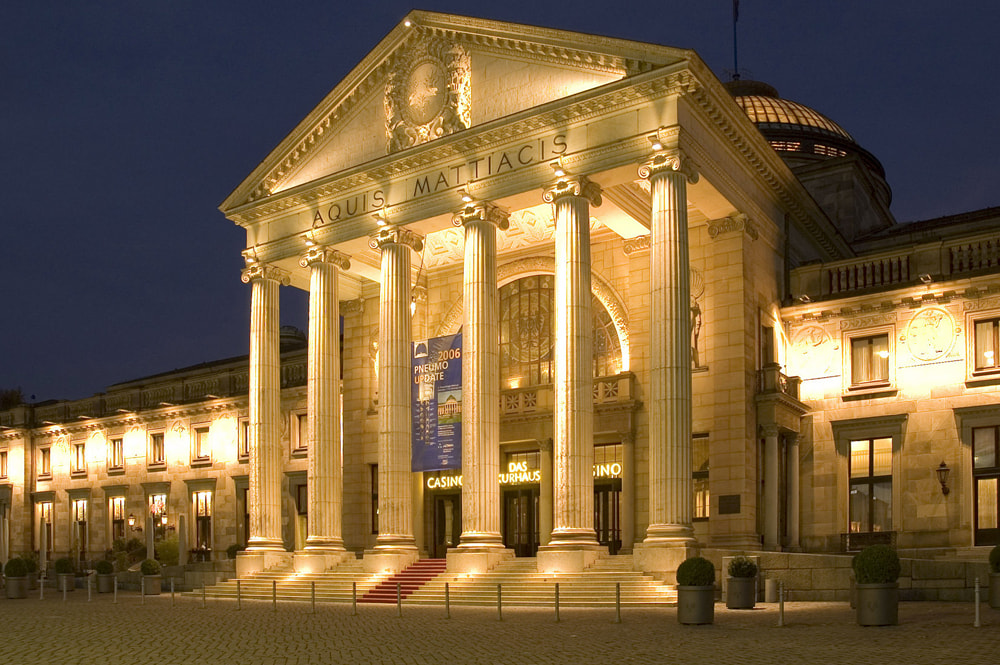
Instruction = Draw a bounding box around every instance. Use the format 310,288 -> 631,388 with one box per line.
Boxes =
397,582 -> 402,617
615,582 -> 621,623
497,583 -> 503,621
445,582 -> 450,619
554,582 -> 559,622
974,577 -> 981,628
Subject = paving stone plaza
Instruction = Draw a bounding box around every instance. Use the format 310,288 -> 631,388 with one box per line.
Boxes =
1,593 -> 996,665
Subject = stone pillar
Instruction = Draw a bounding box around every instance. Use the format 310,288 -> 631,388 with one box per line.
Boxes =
238,263 -> 291,574
295,247 -> 352,572
364,226 -> 422,573
635,150 -> 698,575
763,425 -> 781,550
447,201 -> 511,573
538,175 -> 602,573
177,514 -> 187,566
539,438 -> 553,546
786,434 -> 800,550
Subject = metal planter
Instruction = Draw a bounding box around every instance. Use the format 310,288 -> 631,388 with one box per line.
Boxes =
726,576 -> 756,609
856,582 -> 898,626
4,577 -> 28,599
677,585 -> 715,624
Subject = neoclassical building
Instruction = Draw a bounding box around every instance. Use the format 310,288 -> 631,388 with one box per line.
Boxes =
2,12 -> 998,580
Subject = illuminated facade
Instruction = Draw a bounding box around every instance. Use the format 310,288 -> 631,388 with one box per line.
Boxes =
2,12 -> 999,579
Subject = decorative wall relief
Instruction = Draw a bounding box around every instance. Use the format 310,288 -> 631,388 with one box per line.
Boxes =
385,39 -> 471,153
792,325 -> 836,378
690,267 -> 705,369
902,307 -> 956,361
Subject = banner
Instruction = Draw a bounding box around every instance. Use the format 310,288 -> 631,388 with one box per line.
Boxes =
412,332 -> 462,472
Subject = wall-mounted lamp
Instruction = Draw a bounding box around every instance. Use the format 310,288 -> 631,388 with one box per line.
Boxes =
648,134 -> 663,152
127,513 -> 143,532
457,188 -> 473,203
796,294 -> 812,304
936,461 -> 950,495
550,159 -> 566,178
373,210 -> 388,226
919,273 -> 933,284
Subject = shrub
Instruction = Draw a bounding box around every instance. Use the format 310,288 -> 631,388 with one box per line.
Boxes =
852,545 -> 901,584
727,555 -> 758,578
20,554 -> 38,574
990,545 -> 1000,574
155,537 -> 179,567
676,556 -> 715,587
226,543 -> 244,559
54,557 -> 74,575
95,560 -> 114,575
140,559 -> 161,576
125,537 -> 144,553
4,558 -> 28,578
112,538 -> 127,553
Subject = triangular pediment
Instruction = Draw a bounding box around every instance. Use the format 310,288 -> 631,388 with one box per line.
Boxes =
220,11 -> 690,214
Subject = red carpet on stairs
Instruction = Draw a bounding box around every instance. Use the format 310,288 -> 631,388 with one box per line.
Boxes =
359,558 -> 446,603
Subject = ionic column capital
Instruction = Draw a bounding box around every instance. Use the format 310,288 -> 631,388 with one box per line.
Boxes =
299,246 -> 351,271
240,263 -> 291,285
542,175 -> 602,206
452,201 -> 510,230
638,150 -> 699,184
369,225 -> 423,252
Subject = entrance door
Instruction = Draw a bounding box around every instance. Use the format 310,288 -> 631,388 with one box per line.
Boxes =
503,487 -> 539,557
973,425 -> 1000,546
594,480 -> 621,555
432,493 -> 461,558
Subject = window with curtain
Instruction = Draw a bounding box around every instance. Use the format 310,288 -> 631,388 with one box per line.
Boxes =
849,437 -> 892,533
850,334 -> 889,385
974,318 -> 999,372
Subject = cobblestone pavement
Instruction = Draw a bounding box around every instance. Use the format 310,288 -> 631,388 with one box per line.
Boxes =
1,591 -> 997,665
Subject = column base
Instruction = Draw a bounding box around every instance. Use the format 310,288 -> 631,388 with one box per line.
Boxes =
446,547 -> 514,574
235,550 -> 293,577
362,549 -> 419,574
633,542 -> 699,582
536,543 -> 603,573
293,551 -> 355,574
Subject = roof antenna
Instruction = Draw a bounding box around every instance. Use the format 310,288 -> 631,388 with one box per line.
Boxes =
732,0 -> 740,81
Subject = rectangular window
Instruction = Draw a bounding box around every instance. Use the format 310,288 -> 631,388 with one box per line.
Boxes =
850,334 -> 890,386
974,318 -> 1000,372
973,426 -> 1000,543
192,426 -> 211,464
0,450 -> 7,479
109,438 -> 124,471
693,434 -> 710,520
849,437 -> 892,533
39,447 -> 51,477
109,496 -> 126,542
238,419 -> 250,461
293,413 -> 308,454
149,432 -> 165,467
72,442 -> 86,475
149,493 -> 167,540
193,490 -> 213,551
370,463 -> 379,534
38,502 -> 53,553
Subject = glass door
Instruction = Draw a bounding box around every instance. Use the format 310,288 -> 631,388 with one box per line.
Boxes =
503,488 -> 539,557
594,481 -> 621,554
974,426 -> 1000,545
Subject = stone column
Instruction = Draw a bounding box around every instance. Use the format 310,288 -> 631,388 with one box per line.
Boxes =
538,175 -> 602,572
364,226 -> 422,572
763,424 -> 781,550
786,433 -> 800,550
451,201 -> 509,569
640,151 -> 698,548
241,263 -> 290,556
298,247 -> 351,569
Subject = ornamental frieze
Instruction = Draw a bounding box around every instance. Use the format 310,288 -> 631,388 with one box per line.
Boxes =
708,212 -> 758,241
622,235 -> 649,255
385,39 -> 470,154
964,296 -> 1000,312
840,312 -> 896,330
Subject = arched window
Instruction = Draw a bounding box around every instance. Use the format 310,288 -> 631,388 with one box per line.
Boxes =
499,275 -> 622,388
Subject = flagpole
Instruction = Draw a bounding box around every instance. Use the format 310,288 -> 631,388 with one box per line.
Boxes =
733,0 -> 740,80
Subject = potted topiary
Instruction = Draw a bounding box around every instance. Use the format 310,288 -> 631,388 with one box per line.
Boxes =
726,555 -> 758,609
853,544 -> 900,626
4,558 -> 29,599
989,544 -> 1000,610
140,558 -> 162,595
54,557 -> 75,592
676,556 -> 716,624
22,554 -> 39,590
95,560 -> 115,593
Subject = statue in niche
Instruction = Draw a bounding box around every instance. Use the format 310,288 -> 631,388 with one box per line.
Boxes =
690,267 -> 705,369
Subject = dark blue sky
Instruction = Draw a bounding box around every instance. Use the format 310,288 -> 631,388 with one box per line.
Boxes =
3,1 -> 998,402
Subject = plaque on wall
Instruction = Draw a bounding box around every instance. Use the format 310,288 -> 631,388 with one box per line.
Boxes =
718,494 -> 741,515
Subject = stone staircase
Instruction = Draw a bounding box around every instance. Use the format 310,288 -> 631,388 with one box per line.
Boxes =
405,553 -> 676,607
191,558 -> 386,603
360,558 -> 447,603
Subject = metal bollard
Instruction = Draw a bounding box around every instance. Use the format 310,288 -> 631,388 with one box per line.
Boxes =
778,582 -> 785,627
113,576 -> 118,604
236,579 -> 241,611
497,583 -> 503,621
272,580 -> 277,612
975,577 -> 981,628
141,576 -> 145,605
554,582 -> 559,623
311,581 -> 316,614
352,581 -> 357,615
39,573 -> 44,601
445,582 -> 450,619
397,582 -> 402,617
62,575 -> 67,602
171,578 -> 175,607
615,582 -> 621,624
202,583 -> 207,609
88,574 -> 93,602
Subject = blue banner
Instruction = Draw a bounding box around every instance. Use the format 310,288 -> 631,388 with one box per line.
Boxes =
412,332 -> 462,472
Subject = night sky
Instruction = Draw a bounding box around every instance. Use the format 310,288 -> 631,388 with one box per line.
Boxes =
3,1 -> 998,403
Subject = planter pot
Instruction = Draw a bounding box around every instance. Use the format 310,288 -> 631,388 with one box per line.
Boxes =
856,582 -> 898,626
142,575 -> 161,595
57,573 -> 75,592
97,574 -> 115,594
5,577 -> 28,599
990,572 -> 1000,610
726,576 -> 756,609
27,572 -> 38,590
677,585 -> 715,625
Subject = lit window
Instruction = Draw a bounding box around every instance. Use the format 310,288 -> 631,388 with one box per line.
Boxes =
849,437 -> 892,534
149,432 -> 165,467
294,413 -> 308,454
238,419 -> 250,461
110,496 -> 126,541
148,493 -> 167,539
193,490 -> 213,551
38,502 -> 53,553
109,438 -> 124,470
974,318 -> 1000,372
192,426 -> 211,463
72,442 -> 86,475
693,434 -> 709,520
0,450 -> 7,479
850,334 -> 890,386
39,447 -> 51,477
